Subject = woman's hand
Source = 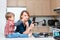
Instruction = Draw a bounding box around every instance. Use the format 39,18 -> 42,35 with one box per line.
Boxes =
25,21 -> 29,27
29,23 -> 34,30
23,23 -> 34,34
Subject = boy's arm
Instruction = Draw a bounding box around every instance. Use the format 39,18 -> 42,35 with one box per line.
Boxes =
9,22 -> 14,32
4,22 -> 10,36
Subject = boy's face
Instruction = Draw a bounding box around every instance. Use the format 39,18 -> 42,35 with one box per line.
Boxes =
8,15 -> 14,21
21,12 -> 29,21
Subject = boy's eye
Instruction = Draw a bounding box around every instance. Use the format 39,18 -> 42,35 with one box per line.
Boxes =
8,16 -> 11,18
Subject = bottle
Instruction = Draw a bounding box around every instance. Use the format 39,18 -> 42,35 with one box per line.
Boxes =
42,19 -> 46,26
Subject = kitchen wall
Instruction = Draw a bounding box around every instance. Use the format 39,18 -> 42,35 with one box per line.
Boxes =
30,16 -> 60,26
0,0 -> 6,38
57,16 -> 60,21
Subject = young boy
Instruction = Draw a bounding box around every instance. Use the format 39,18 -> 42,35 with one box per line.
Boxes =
4,12 -> 15,37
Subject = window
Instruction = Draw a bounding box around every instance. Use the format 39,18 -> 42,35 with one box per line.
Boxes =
7,7 -> 26,22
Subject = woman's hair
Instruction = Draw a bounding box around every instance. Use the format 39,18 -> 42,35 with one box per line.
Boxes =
5,12 -> 15,20
20,10 -> 30,19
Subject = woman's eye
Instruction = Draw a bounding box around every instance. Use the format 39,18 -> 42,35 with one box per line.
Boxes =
25,15 -> 26,16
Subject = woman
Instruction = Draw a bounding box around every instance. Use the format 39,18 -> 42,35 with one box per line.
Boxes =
15,10 -> 34,38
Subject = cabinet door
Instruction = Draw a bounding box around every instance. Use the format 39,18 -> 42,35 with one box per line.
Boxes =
50,0 -> 59,16
56,0 -> 60,7
17,0 -> 26,6
41,0 -> 51,16
26,0 -> 35,16
26,0 -> 51,16
7,0 -> 17,6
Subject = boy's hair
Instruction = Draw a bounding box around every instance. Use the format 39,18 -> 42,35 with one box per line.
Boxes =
20,10 -> 30,19
5,12 -> 15,20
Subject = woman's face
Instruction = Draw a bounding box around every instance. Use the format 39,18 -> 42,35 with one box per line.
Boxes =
21,12 -> 29,21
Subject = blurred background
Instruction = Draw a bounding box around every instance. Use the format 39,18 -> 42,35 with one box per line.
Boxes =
0,0 -> 60,40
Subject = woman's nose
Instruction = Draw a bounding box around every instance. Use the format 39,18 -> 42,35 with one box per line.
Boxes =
26,16 -> 29,18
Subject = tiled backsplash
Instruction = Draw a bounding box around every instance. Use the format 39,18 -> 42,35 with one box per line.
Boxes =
30,16 -> 60,26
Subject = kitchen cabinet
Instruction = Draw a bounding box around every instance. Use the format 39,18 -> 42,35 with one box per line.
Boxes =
7,0 -> 17,6
56,0 -> 60,7
17,0 -> 26,6
50,0 -> 59,16
26,0 -> 51,16
7,0 -> 59,16
26,0 -> 59,16
41,0 -> 51,16
7,0 -> 26,6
